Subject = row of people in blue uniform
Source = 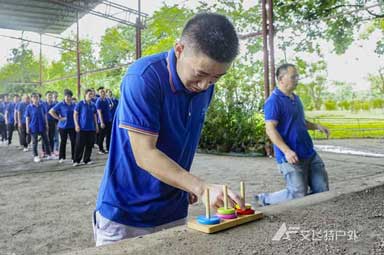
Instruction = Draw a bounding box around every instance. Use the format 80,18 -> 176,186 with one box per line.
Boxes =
0,87 -> 118,164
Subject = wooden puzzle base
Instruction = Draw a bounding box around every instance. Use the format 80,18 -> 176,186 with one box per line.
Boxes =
187,211 -> 264,234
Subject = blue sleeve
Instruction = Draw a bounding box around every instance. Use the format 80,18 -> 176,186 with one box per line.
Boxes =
117,74 -> 161,135
95,98 -> 101,110
74,102 -> 81,112
25,106 -> 30,118
264,96 -> 280,122
52,103 -> 61,115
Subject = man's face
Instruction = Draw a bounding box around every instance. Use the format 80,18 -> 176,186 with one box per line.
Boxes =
107,90 -> 112,97
4,95 -> 8,102
14,96 -> 19,103
175,43 -> 231,93
280,66 -> 299,91
85,91 -> 92,101
46,93 -> 52,102
99,89 -> 105,98
23,96 -> 30,103
53,93 -> 58,101
31,96 -> 38,104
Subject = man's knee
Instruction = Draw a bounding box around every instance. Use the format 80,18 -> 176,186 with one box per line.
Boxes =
288,185 -> 307,198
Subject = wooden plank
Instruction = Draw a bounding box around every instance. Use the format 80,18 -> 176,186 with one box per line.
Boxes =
187,211 -> 264,234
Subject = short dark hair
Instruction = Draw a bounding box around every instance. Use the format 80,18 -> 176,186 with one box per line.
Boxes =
276,63 -> 296,81
45,91 -> 52,96
64,89 -> 73,97
84,89 -> 92,95
31,92 -> 38,98
97,86 -> 104,91
181,13 -> 239,63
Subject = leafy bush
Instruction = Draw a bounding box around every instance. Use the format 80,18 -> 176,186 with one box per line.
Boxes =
324,100 -> 337,110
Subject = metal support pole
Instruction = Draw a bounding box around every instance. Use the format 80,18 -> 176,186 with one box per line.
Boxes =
135,0 -> 142,59
261,0 -> 270,100
267,0 -> 276,91
76,11 -> 81,99
39,33 -> 42,87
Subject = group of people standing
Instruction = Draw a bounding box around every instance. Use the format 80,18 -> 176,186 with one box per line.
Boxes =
0,87 -> 118,165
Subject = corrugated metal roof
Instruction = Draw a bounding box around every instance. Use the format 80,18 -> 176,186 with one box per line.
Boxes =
0,0 -> 102,34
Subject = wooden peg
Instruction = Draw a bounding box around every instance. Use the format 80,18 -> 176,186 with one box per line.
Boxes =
223,185 -> 228,209
205,188 -> 210,219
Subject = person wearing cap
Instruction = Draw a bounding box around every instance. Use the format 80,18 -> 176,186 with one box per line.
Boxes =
49,89 -> 76,163
25,93 -> 57,163
94,13 -> 244,246
17,94 -> 31,152
73,89 -> 99,166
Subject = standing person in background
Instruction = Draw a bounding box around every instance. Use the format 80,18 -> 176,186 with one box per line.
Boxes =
14,96 -> 23,149
26,93 -> 57,163
106,89 -> 118,121
0,95 -> 6,145
96,87 -> 112,154
17,95 -> 31,152
73,89 -> 99,166
43,91 -> 57,153
5,94 -> 19,146
49,89 -> 76,163
52,91 -> 60,155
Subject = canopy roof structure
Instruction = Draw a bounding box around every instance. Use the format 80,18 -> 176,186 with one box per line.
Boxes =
0,0 -> 102,34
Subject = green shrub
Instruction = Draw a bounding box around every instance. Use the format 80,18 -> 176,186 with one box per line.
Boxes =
324,100 -> 337,110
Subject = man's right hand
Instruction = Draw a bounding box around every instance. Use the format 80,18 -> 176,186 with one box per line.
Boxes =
201,184 -> 244,210
100,123 -> 106,129
26,129 -> 29,134
284,149 -> 299,164
75,125 -> 80,132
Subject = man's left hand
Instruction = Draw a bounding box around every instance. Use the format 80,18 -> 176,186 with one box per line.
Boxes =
188,193 -> 198,205
317,124 -> 330,139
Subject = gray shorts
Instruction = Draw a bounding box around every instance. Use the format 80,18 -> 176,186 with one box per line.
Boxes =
92,211 -> 186,246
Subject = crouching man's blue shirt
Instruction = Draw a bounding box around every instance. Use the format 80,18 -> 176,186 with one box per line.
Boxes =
264,88 -> 315,163
96,48 -> 214,227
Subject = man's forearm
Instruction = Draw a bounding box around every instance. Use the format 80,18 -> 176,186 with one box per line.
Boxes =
266,126 -> 291,154
305,120 -> 318,130
136,148 -> 206,197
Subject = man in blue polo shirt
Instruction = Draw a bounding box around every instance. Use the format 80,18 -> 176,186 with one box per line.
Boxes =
5,94 -> 19,145
74,89 -> 99,165
0,95 -> 7,144
95,86 -> 112,154
43,91 -> 57,153
17,94 -> 31,152
94,13 -> 244,246
255,63 -> 330,206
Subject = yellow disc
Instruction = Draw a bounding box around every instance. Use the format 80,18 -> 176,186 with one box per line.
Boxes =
235,204 -> 252,210
217,207 -> 235,215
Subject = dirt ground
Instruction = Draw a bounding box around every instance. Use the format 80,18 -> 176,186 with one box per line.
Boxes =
0,139 -> 383,255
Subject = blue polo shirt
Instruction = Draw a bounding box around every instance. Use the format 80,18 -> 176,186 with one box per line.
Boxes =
96,97 -> 112,123
25,103 -> 47,134
43,101 -> 56,122
264,88 -> 315,163
74,100 -> 97,131
52,101 -> 75,129
5,102 -> 16,124
0,103 -> 5,123
96,48 -> 214,227
107,97 -> 118,119
17,102 -> 29,124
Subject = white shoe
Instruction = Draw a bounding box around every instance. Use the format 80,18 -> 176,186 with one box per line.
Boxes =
58,159 -> 65,163
33,156 -> 41,163
23,148 -> 29,152
47,155 -> 59,160
73,162 -> 80,167
84,161 -> 94,165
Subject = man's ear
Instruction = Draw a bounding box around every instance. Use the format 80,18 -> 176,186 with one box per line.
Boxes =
174,42 -> 185,59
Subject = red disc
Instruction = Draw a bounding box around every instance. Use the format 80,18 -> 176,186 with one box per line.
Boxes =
236,208 -> 255,215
